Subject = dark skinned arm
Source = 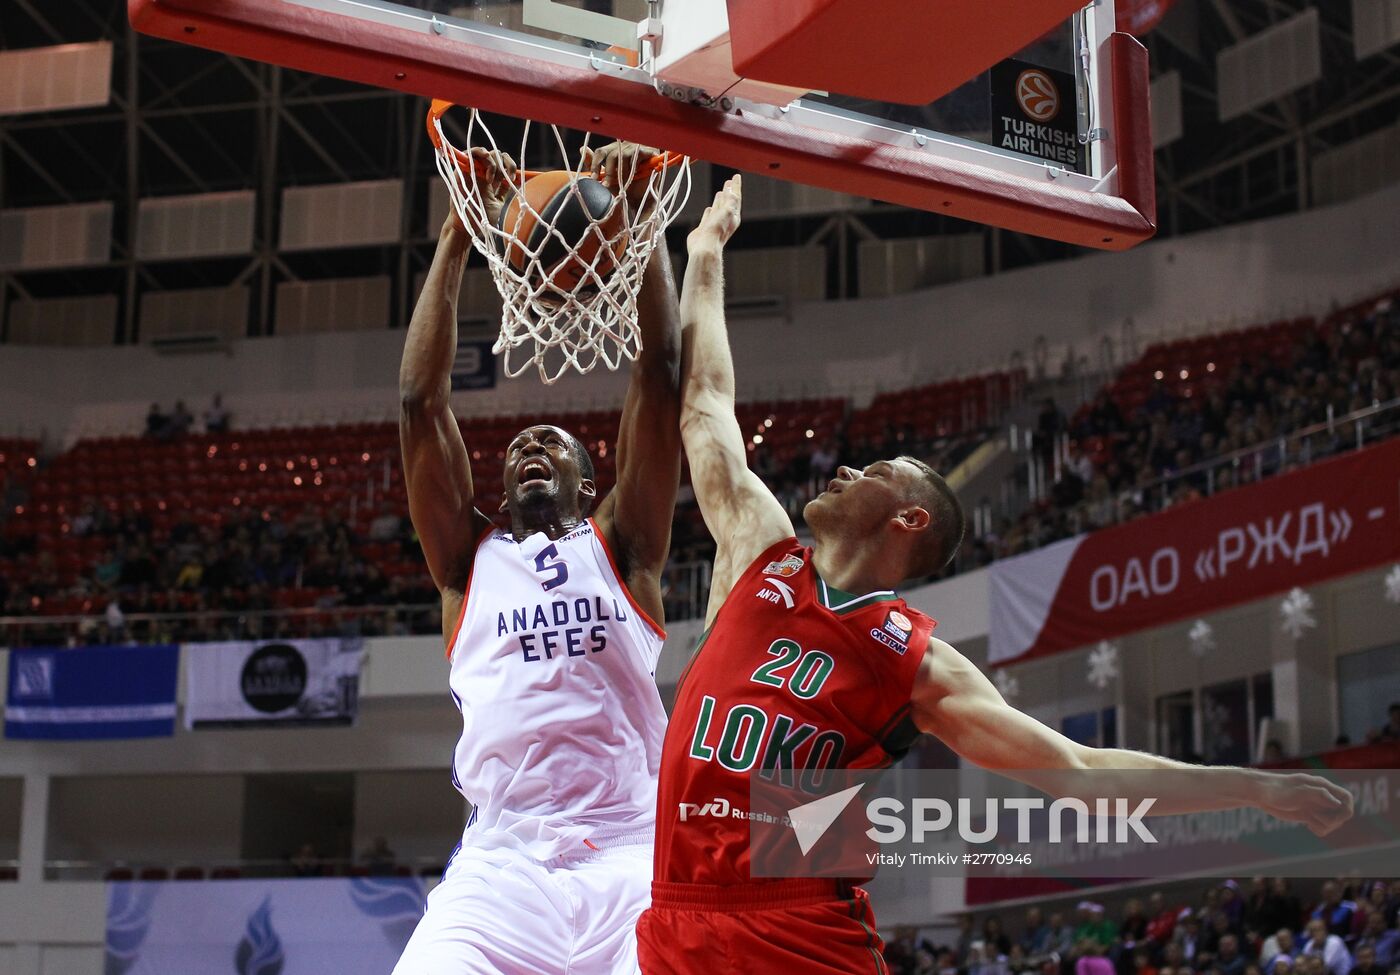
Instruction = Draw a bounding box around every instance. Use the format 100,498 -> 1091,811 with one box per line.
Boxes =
399,216 -> 489,647
588,141 -> 685,628
593,239 -> 683,628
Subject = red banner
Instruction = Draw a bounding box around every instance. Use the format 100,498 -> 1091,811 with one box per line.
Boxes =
990,439 -> 1400,664
1116,0 -> 1177,36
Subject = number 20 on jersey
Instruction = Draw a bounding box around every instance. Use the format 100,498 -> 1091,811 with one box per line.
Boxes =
686,638 -> 845,790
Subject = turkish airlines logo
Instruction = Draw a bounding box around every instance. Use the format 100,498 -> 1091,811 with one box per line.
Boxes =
1016,69 -> 1060,122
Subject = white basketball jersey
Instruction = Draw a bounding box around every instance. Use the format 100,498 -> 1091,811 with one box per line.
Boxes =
447,517 -> 667,859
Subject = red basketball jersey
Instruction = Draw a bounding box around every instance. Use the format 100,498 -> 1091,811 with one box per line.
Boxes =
654,538 -> 935,886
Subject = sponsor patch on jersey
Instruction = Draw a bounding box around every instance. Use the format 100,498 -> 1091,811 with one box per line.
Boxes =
884,610 -> 913,639
762,554 -> 805,578
871,609 -> 912,654
870,628 -> 908,654
560,523 -> 593,543
756,576 -> 796,609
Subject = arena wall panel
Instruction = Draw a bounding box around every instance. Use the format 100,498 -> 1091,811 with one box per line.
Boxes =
138,285 -> 249,343
857,234 -> 985,297
1311,119 -> 1400,207
739,171 -> 873,219
7,295 -> 117,348
1216,8 -> 1321,122
280,179 -> 403,251
1352,0 -> 1400,60
0,41 -> 112,116
276,275 -> 391,335
1150,70 -> 1183,148
135,191 -> 256,260
0,203 -> 112,272
722,245 -> 826,302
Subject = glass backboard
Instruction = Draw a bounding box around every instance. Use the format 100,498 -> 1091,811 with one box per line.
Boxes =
129,0 -> 1155,248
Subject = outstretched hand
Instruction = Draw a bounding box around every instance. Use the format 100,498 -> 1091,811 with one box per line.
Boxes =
1262,772 -> 1354,836
687,174 -> 742,254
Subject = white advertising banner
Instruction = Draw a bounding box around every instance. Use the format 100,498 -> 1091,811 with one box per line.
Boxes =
184,638 -> 362,729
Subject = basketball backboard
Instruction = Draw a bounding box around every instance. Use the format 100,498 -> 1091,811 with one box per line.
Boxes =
128,0 -> 1156,249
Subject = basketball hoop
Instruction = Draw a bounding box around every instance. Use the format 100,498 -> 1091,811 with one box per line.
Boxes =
427,100 -> 691,384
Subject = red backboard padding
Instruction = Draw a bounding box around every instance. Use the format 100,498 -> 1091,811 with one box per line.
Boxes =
128,0 -> 1155,248
725,0 -> 1090,105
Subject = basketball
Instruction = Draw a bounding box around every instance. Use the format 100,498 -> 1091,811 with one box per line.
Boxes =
495,170 -> 627,299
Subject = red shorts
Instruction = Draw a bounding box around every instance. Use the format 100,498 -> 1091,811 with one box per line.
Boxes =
636,879 -> 887,974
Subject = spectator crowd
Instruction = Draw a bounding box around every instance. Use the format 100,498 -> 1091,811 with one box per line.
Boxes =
968,298 -> 1399,568
884,879 -> 1400,975
0,501 -> 438,647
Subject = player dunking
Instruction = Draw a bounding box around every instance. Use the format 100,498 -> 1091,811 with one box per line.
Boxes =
636,175 -> 1355,974
394,143 -> 680,975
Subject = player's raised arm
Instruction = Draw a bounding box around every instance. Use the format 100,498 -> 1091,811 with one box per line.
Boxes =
910,635 -> 1354,835
399,212 -> 490,627
588,144 -> 684,620
679,175 -> 794,623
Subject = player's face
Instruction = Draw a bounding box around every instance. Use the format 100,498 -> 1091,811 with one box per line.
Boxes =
502,425 -> 586,513
803,458 -> 915,532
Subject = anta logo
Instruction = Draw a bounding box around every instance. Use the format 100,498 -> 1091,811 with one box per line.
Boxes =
870,609 -> 912,655
762,555 -> 805,578
1016,68 -> 1060,122
756,577 -> 796,609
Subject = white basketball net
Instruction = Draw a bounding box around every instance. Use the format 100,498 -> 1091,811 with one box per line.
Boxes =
430,107 -> 691,384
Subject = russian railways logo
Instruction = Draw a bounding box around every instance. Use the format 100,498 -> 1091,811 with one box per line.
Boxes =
1016,68 -> 1060,122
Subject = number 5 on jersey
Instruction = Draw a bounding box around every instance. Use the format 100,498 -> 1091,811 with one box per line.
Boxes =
533,543 -> 569,591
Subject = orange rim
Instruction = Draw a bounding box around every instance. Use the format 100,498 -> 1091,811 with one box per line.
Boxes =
427,98 -> 683,183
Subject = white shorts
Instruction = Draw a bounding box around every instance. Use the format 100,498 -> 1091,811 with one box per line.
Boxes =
392,832 -> 653,975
